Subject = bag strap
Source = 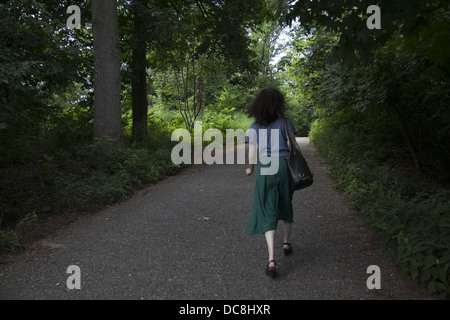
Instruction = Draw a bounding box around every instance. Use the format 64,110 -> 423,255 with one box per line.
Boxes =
284,117 -> 303,154
284,117 -> 292,149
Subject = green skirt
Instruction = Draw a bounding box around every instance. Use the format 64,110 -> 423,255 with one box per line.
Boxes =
247,157 -> 294,235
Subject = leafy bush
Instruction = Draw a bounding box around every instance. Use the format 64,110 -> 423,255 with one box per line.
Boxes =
0,229 -> 26,253
0,137 -> 183,252
0,212 -> 38,253
228,111 -> 254,131
214,84 -> 256,112
310,119 -> 450,298
202,107 -> 237,133
46,143 -> 181,209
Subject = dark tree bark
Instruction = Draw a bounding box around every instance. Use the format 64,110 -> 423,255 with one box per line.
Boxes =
130,4 -> 149,146
92,0 -> 124,147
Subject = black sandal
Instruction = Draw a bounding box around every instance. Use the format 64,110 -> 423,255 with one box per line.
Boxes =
266,260 -> 276,279
283,243 -> 292,256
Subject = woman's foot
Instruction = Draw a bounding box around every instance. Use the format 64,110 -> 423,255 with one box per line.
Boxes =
266,260 -> 276,279
283,243 -> 292,256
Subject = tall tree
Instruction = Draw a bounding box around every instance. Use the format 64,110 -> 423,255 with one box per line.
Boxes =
92,0 -> 124,147
130,0 -> 149,146
120,0 -> 175,145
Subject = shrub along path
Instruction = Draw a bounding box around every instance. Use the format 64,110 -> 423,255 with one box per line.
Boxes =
0,139 -> 439,300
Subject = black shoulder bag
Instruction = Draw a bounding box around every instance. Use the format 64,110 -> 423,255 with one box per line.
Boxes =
284,117 -> 313,191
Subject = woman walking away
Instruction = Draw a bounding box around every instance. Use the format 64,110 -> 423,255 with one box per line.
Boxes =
245,87 -> 296,279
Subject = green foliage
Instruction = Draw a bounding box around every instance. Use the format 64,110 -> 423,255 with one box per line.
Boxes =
0,134 -> 183,253
0,0 -> 92,163
272,0 -> 450,68
0,229 -> 26,253
202,107 -> 237,134
284,98 -> 315,137
16,212 -> 39,231
0,212 -> 38,253
228,112 -> 254,131
41,142 -> 181,209
310,119 -> 450,298
299,23 -> 450,178
213,85 -> 256,112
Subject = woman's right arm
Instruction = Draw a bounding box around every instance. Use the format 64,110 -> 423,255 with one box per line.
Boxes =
246,142 -> 257,175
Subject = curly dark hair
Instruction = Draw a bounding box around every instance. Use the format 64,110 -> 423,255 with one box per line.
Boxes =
246,87 -> 286,126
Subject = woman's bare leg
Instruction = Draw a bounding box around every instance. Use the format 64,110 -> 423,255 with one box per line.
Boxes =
265,230 -> 276,267
283,221 -> 292,249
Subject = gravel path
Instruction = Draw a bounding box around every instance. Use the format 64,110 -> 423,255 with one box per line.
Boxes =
0,138 -> 440,300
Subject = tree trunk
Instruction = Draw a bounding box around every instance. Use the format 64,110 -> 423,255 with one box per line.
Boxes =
92,0 -> 124,147
130,5 -> 149,146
